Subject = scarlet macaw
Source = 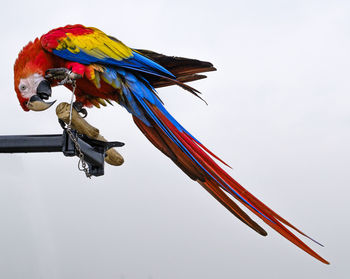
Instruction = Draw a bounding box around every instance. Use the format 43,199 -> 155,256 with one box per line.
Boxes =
13,24 -> 329,264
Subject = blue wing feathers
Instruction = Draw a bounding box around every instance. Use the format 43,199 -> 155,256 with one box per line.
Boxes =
52,49 -> 175,79
131,51 -> 175,78
111,69 -> 272,221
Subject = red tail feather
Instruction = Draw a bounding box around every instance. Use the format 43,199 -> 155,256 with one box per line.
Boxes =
135,101 -> 329,264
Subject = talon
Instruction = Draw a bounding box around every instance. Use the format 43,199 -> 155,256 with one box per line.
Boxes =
80,108 -> 88,118
45,68 -> 82,85
45,68 -> 69,79
73,101 -> 88,118
73,101 -> 83,111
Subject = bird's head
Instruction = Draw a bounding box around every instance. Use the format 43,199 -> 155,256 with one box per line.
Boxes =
14,39 -> 56,112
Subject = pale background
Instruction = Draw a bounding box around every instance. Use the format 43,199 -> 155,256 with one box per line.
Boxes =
0,0 -> 349,278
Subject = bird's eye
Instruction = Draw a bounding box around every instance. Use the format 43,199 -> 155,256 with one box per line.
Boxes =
19,84 -> 27,91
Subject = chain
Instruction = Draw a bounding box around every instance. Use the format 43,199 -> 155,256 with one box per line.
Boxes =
65,81 -> 92,178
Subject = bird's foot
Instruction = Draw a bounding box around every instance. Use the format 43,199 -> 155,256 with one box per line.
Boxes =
73,101 -> 88,118
45,68 -> 82,85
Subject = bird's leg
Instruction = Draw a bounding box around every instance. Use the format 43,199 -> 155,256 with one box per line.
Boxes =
73,101 -> 88,118
45,68 -> 82,85
46,68 -> 87,117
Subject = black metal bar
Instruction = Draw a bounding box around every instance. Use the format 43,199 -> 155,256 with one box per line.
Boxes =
0,134 -> 63,153
0,131 -> 124,177
76,137 -> 106,176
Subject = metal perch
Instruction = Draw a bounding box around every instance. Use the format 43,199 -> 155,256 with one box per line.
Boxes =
55,102 -> 124,166
0,102 -> 125,177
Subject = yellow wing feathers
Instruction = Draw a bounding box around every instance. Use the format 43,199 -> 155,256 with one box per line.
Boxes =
56,27 -> 133,60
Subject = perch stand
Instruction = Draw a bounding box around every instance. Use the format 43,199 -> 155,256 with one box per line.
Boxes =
55,102 -> 124,166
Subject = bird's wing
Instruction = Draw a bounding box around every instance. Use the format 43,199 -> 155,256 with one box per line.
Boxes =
98,66 -> 329,264
40,24 -> 176,78
134,49 -> 217,88
40,24 -> 204,99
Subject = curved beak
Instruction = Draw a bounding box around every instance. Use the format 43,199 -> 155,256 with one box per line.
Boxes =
26,80 -> 56,111
26,95 -> 56,111
36,79 -> 52,100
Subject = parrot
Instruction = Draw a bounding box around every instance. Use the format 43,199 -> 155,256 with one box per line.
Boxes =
13,24 -> 329,264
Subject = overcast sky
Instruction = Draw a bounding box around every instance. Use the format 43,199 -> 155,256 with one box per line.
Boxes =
0,0 -> 349,278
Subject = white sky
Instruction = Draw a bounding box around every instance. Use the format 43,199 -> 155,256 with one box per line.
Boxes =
0,0 -> 349,278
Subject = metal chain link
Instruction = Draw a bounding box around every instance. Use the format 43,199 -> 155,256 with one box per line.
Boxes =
65,81 -> 92,178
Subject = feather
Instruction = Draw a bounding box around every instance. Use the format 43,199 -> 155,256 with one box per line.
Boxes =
97,98 -> 107,106
41,25 -> 176,79
135,49 -> 216,88
89,98 -> 101,108
126,72 -> 328,264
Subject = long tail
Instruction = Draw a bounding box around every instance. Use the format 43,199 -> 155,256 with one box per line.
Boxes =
130,87 -> 329,265
101,63 -> 328,264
